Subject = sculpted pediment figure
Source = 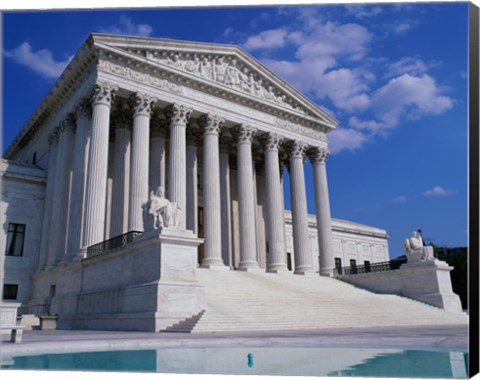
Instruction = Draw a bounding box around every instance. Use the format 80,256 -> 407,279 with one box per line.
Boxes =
90,33 -> 339,130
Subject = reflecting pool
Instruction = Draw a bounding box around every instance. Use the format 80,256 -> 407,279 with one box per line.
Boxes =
2,347 -> 469,378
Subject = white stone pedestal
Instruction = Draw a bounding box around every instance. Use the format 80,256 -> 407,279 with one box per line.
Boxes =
0,302 -> 21,334
61,228 -> 206,331
400,259 -> 463,313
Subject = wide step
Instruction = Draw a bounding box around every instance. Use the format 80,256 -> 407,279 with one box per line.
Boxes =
190,268 -> 467,333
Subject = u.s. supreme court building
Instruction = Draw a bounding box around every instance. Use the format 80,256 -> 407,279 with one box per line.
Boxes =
2,34 -> 397,331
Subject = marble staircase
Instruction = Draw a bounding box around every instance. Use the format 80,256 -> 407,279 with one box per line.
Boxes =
166,268 -> 468,333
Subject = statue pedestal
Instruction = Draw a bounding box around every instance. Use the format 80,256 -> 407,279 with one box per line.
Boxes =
66,228 -> 206,331
400,259 -> 463,313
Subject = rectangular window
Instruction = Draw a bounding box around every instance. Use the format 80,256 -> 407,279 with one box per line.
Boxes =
350,259 -> 357,274
5,223 -> 26,257
335,258 -> 342,275
364,260 -> 371,273
3,284 -> 18,300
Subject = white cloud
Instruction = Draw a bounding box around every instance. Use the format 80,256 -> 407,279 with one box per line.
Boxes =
389,56 -> 428,76
295,21 -> 373,61
239,10 -> 453,155
394,23 -> 412,34
4,42 -> 71,79
243,29 -> 289,51
345,5 -> 383,19
350,74 -> 453,133
100,15 -> 153,37
422,186 -> 453,196
327,127 -> 369,154
392,196 -> 407,203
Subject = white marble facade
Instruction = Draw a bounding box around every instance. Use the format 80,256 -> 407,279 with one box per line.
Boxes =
2,34 -> 390,312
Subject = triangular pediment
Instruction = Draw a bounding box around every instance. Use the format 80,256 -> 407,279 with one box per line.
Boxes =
91,34 -> 338,130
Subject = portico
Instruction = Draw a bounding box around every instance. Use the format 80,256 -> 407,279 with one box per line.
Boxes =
22,33 -> 338,277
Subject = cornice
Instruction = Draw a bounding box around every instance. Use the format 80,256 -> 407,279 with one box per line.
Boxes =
93,38 -> 337,131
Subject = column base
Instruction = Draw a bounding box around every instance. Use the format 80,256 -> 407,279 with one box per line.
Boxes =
200,261 -> 229,270
294,266 -> 315,275
320,266 -> 335,277
267,264 -> 289,273
201,257 -> 226,269
238,261 -> 261,272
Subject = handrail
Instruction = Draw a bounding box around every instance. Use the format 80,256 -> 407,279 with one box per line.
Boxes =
334,257 -> 407,277
86,231 -> 143,259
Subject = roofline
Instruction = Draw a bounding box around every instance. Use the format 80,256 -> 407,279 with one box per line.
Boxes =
5,33 -> 339,159
90,33 -> 339,126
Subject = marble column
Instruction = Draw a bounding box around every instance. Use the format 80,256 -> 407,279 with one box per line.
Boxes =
310,147 -> 335,276
82,82 -> 117,248
264,133 -> 288,272
37,129 -> 59,270
289,140 -> 313,274
167,103 -> 192,229
65,101 -> 92,261
219,137 -> 233,268
186,125 -> 200,234
199,114 -> 225,268
128,92 -> 155,232
236,124 -> 259,270
149,111 -> 167,192
47,115 -> 75,266
110,105 -> 131,237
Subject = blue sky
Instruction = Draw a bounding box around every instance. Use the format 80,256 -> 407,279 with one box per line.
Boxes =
2,2 -> 469,257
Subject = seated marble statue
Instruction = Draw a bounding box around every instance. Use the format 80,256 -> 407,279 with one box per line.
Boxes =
147,186 -> 182,229
404,231 -> 434,261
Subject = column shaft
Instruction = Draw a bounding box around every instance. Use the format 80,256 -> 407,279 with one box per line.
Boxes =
82,82 -> 116,247
200,115 -> 224,267
37,131 -> 59,269
264,134 -> 287,272
47,118 -> 75,266
289,141 -> 313,274
167,104 -> 192,229
186,133 -> 198,234
128,93 -> 154,232
311,148 -> 335,276
65,104 -> 91,260
237,125 -> 259,270
110,127 -> 131,236
220,148 -> 233,267
150,115 -> 167,192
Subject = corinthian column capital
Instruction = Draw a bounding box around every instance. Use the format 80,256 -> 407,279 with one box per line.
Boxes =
236,124 -> 256,144
309,146 -> 330,165
265,132 -> 283,152
76,98 -> 92,120
289,140 -> 307,160
199,114 -> 225,136
91,81 -> 118,107
130,92 -> 156,117
166,103 -> 193,126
